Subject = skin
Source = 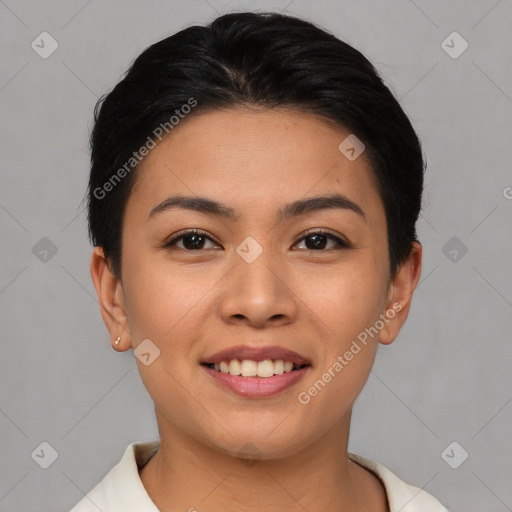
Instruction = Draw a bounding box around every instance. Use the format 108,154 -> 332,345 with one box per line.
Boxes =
91,107 -> 422,512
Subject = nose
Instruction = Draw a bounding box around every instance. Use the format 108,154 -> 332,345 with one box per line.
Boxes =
218,248 -> 298,328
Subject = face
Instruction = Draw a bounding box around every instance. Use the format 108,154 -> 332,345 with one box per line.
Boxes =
93,107 -> 420,459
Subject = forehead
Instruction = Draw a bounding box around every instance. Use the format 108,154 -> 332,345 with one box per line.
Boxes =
126,107 -> 384,224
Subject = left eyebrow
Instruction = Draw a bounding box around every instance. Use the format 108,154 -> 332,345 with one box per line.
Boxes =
279,194 -> 366,222
146,193 -> 366,222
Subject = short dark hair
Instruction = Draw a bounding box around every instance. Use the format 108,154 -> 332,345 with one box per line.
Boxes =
87,11 -> 425,279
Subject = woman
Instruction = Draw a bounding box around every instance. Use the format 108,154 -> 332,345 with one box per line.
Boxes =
71,11 -> 449,512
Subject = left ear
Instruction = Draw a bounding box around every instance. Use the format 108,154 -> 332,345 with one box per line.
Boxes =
379,242 -> 422,345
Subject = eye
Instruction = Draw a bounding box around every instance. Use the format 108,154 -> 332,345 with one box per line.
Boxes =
293,230 -> 350,251
162,229 -> 350,252
162,229 -> 220,251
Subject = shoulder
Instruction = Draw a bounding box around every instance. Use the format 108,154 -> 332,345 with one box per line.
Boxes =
68,441 -> 160,512
348,452 -> 450,512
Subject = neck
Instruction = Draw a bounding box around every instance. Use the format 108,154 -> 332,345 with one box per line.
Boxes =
139,410 -> 389,512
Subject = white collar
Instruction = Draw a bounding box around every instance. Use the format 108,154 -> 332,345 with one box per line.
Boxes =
70,440 -> 449,511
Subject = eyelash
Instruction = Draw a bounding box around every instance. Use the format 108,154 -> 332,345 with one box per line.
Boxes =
161,228 -> 350,252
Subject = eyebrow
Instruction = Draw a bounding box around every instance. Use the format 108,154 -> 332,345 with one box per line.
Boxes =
147,193 -> 366,222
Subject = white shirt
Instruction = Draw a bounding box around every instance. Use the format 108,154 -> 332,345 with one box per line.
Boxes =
69,440 -> 449,511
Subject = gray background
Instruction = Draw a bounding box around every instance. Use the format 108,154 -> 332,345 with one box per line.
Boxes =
1,1 -> 511,511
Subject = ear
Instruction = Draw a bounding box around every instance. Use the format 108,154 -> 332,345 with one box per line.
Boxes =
379,242 -> 422,345
90,246 -> 132,351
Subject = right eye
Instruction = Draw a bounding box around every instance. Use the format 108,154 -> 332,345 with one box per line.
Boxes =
162,229 -> 221,251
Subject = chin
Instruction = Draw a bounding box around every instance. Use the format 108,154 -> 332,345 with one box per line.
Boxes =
197,420 -> 314,461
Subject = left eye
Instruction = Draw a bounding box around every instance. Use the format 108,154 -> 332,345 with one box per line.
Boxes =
294,231 -> 348,251
163,230 -> 348,251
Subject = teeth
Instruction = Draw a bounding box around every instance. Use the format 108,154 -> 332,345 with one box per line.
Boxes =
257,360 -> 274,378
274,360 -> 284,374
208,359 -> 304,378
229,359 -> 241,375
240,359 -> 257,377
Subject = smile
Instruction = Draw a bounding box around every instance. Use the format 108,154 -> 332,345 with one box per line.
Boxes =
201,361 -> 311,398
203,359 -> 308,378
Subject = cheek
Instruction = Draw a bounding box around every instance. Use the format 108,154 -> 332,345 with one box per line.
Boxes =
122,249 -> 211,343
291,255 -> 386,406
120,255 -> 212,426
298,256 -> 387,342
294,282 -> 383,436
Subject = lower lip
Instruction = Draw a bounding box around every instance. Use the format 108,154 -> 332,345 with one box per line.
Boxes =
201,365 -> 310,398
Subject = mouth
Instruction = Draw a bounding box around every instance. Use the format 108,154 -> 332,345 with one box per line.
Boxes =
200,345 -> 312,397
201,359 -> 310,378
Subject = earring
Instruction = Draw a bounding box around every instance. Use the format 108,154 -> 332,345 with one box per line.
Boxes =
114,336 -> 121,346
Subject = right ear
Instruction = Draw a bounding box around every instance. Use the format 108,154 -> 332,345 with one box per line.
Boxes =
90,246 -> 133,351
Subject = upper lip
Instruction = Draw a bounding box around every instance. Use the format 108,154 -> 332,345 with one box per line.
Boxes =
201,345 -> 311,366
